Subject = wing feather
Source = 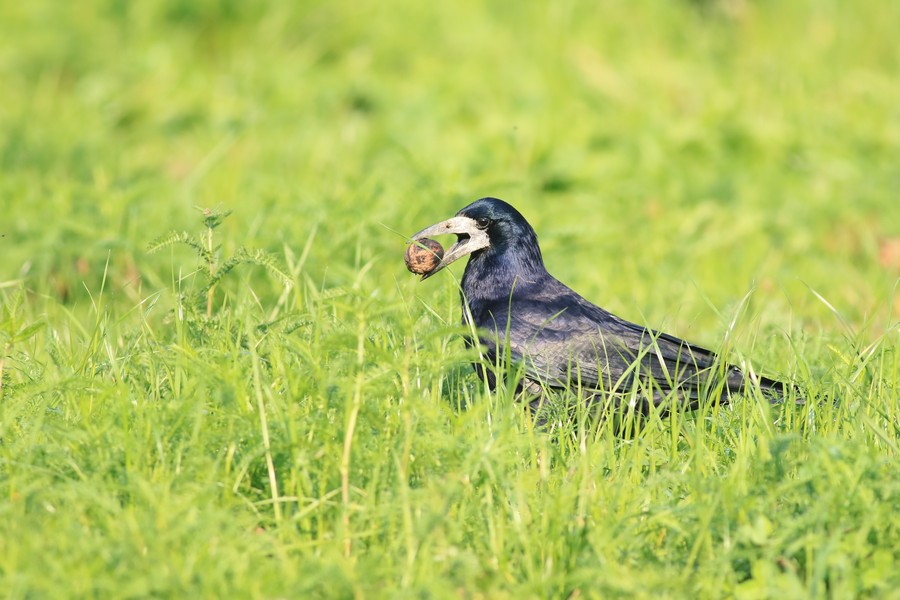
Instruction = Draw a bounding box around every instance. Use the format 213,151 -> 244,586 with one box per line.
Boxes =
473,281 -> 744,408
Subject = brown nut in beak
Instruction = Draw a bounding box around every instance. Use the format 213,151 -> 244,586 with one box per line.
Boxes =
405,238 -> 444,276
408,215 -> 491,279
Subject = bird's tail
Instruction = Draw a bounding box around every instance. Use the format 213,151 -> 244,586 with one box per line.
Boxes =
751,373 -> 805,406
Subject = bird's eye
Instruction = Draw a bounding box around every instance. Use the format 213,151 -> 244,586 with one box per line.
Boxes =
475,217 -> 491,230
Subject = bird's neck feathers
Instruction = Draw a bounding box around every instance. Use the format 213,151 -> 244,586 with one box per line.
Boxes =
461,229 -> 548,303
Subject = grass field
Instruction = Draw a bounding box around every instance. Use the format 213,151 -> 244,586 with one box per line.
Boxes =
1,0 -> 899,597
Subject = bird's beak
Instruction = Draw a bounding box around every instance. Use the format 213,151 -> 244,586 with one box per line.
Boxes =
410,215 -> 490,280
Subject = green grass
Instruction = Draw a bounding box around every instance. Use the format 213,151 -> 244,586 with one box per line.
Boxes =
1,0 -> 899,597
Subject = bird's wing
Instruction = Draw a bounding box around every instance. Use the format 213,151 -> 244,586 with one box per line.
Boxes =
479,290 -> 741,404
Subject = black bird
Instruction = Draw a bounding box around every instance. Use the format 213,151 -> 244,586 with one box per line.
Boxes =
410,197 -> 795,422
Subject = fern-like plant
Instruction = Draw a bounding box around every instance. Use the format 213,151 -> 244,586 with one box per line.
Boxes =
148,207 -> 291,319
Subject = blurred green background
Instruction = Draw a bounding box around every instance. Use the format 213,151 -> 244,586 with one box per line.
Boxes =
3,0 -> 898,326
1,0 -> 899,597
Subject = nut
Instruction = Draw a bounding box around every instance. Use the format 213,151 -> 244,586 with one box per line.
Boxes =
405,238 -> 444,275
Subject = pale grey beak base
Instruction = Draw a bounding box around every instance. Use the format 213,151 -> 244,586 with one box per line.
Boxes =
410,216 -> 491,279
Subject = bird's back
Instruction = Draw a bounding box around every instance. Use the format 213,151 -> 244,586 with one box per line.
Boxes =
467,274 -> 746,412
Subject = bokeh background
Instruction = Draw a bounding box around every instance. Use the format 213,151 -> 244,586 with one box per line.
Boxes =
3,0 -> 898,327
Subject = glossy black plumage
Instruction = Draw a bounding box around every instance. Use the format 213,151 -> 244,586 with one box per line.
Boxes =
412,197 -> 793,419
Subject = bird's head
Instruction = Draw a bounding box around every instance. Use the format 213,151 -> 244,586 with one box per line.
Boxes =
409,197 -> 542,280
